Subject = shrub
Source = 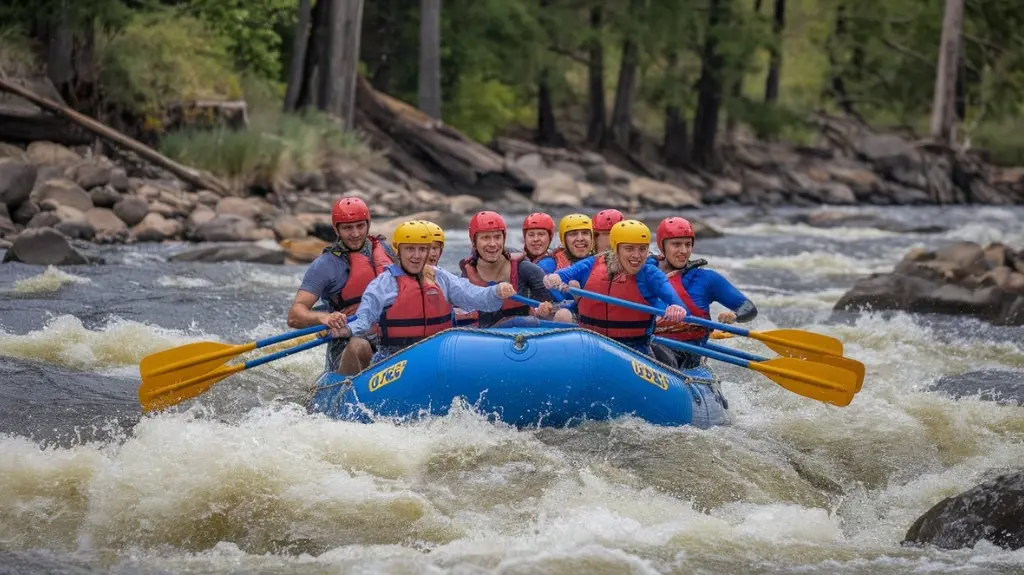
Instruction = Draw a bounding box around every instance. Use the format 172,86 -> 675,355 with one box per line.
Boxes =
159,110 -> 379,191
99,12 -> 242,118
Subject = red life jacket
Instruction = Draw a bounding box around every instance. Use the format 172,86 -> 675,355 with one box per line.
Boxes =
326,235 -> 393,315
656,270 -> 711,342
378,265 -> 453,348
456,252 -> 530,327
552,247 -> 574,270
577,255 -> 654,344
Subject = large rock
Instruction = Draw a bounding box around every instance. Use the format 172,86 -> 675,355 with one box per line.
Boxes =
25,141 -> 81,167
215,196 -> 268,220
191,215 -> 259,242
532,173 -> 586,207
0,158 -> 38,209
271,214 -> 308,240
904,471 -> 1024,550
30,179 -> 93,212
65,160 -> 112,189
84,208 -> 128,234
55,219 -> 96,241
628,177 -> 703,209
112,196 -> 149,227
280,237 -> 330,263
88,185 -> 122,209
1,227 -> 88,265
12,200 -> 41,225
169,243 -> 287,265
834,242 -> 1024,325
132,213 -> 182,242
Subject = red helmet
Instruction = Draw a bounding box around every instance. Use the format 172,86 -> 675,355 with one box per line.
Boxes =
593,209 -> 624,233
656,217 -> 695,250
468,211 -> 507,242
331,197 -> 370,226
522,212 -> 555,235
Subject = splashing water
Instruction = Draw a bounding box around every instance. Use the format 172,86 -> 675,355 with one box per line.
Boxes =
1,206 -> 1023,574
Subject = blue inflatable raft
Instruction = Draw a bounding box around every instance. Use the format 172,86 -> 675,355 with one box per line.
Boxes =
307,318 -> 731,428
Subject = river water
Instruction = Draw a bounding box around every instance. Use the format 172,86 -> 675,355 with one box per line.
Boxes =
1,205 -> 1023,574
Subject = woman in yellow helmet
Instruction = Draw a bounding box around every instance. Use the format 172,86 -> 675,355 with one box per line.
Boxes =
543,220 -> 687,356
420,220 -> 445,266
551,214 -> 594,269
332,221 -> 518,371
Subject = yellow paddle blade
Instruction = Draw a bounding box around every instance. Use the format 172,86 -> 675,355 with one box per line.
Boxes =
139,341 -> 244,388
753,328 -> 844,358
139,363 -> 245,413
749,357 -> 857,407
776,351 -> 865,393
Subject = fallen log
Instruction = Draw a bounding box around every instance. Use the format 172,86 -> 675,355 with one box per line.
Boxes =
354,76 -> 534,199
0,77 -> 232,197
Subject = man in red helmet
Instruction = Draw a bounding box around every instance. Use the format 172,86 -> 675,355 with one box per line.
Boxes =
455,211 -> 555,327
592,209 -> 624,253
650,216 -> 758,369
288,196 -> 395,373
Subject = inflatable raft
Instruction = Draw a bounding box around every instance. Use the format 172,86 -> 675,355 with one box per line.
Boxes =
307,318 -> 731,428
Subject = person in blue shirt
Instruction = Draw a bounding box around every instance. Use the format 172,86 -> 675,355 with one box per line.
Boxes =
543,220 -> 687,356
288,197 -> 394,374
332,221 -> 517,372
651,216 -> 758,369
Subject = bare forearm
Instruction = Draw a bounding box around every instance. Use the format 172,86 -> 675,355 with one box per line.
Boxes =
287,303 -> 327,328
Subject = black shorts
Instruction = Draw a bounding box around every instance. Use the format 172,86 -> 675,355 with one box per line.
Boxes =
325,335 -> 378,372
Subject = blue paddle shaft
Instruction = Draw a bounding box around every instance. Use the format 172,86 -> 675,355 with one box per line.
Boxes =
511,294 -> 541,307
653,336 -> 751,369
565,287 -> 750,337
245,335 -> 332,369
704,341 -> 767,362
255,325 -> 325,348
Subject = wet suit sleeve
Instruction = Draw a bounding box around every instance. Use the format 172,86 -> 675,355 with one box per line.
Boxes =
703,269 -> 758,322
346,272 -> 398,337
555,256 -> 594,286
637,264 -> 684,311
517,260 -> 552,302
435,267 -> 505,312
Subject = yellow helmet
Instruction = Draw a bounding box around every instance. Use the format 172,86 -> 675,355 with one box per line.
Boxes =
391,220 -> 434,252
558,213 -> 593,246
609,220 -> 652,252
422,220 -> 445,244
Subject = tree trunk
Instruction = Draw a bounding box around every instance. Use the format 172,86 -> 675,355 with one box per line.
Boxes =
283,0 -> 313,113
369,0 -> 398,91
418,0 -> 443,120
824,4 -> 855,115
930,0 -> 964,144
606,0 -> 642,151
297,0 -> 330,110
663,105 -> 689,168
321,0 -> 365,130
691,0 -> 729,170
46,1 -> 74,97
536,68 -> 562,146
585,5 -> 606,146
764,0 -> 786,102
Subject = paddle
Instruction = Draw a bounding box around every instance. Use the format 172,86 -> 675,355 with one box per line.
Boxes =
139,334 -> 333,412
512,295 -> 857,405
652,336 -> 855,406
140,324 -> 327,392
703,341 -> 864,393
566,287 -> 844,358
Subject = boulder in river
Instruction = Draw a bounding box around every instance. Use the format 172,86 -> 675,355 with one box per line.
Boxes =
169,242 -> 287,264
1,227 -> 89,265
904,471 -> 1024,550
834,241 -> 1024,326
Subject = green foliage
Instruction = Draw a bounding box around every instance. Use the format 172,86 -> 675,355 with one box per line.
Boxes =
0,26 -> 41,77
972,119 -> 1024,167
99,12 -> 242,115
159,110 -> 378,189
445,75 -> 534,143
185,0 -> 298,81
